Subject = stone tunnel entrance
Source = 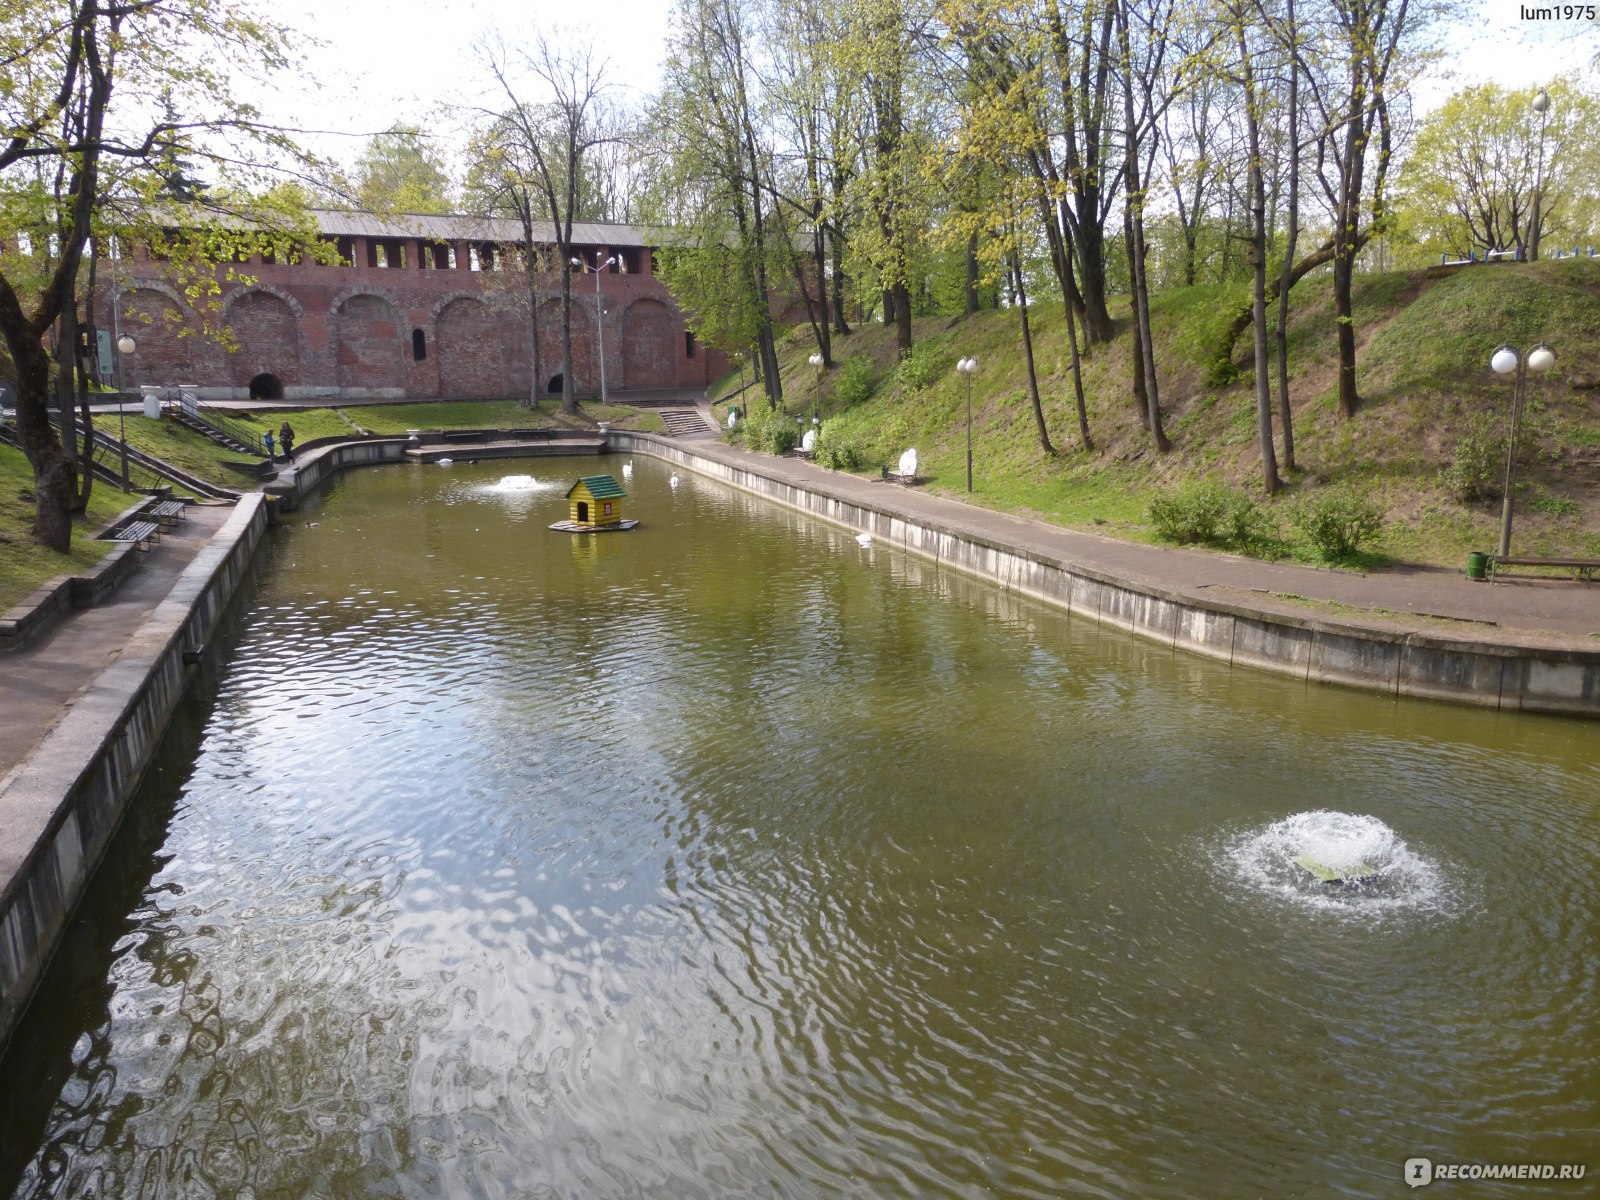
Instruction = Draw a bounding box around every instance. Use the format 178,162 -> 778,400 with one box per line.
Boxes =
248,372 -> 285,400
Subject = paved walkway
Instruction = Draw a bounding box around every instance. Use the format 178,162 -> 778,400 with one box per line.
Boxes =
3,436 -> 1595,785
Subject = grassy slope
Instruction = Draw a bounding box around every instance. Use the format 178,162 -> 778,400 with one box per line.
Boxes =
0,446 -> 128,610
737,258 -> 1600,566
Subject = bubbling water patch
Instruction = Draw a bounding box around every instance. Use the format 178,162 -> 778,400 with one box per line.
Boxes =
1226,810 -> 1452,917
484,474 -> 560,493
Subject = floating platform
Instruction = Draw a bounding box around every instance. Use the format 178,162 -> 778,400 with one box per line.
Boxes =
548,519 -> 639,533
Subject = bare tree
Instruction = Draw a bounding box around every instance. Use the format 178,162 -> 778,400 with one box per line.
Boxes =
480,31 -> 621,415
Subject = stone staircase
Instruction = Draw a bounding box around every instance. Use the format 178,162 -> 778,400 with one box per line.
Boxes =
657,407 -> 714,438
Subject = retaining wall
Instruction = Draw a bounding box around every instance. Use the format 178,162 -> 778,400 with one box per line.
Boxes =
612,432 -> 1600,718
0,496 -> 270,1053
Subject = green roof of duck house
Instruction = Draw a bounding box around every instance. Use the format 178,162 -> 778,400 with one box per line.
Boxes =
567,475 -> 626,500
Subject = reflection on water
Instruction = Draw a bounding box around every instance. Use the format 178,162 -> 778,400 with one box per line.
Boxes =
4,457 -> 1598,1199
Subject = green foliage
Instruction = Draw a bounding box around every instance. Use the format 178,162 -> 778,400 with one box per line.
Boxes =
1289,487 -> 1387,561
354,126 -> 454,215
894,342 -> 943,392
815,424 -> 862,470
1439,411 -> 1505,503
1392,75 -> 1600,263
833,357 -> 877,407
741,403 -> 799,456
1148,482 -> 1274,552
1532,492 -> 1579,519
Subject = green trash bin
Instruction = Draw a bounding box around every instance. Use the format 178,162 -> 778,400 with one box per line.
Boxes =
1466,551 -> 1488,581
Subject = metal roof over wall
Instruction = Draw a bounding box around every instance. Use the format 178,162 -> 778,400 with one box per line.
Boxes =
309,209 -> 661,248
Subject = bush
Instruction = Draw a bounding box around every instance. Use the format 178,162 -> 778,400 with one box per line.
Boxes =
1148,481 -> 1231,545
741,403 -> 799,456
894,343 -> 942,392
1289,486 -> 1386,561
833,357 -> 876,407
1149,481 -> 1275,553
815,425 -> 862,470
1440,412 -> 1505,503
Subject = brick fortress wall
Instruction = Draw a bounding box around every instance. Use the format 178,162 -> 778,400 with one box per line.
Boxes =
96,216 -> 729,402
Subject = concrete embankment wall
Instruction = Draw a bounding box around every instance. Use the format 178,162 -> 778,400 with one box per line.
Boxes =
0,497 -> 269,1053
612,432 -> 1600,718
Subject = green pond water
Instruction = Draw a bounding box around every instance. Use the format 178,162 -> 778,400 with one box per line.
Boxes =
2,456 -> 1596,1198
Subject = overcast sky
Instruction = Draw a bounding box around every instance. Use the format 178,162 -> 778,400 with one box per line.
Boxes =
260,0 -> 1594,175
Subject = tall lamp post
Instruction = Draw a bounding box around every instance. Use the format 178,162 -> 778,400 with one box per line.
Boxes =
116,334 -> 135,490
570,253 -> 617,402
1529,88 -> 1550,261
807,352 -> 823,425
956,356 -> 979,492
1489,342 -> 1555,558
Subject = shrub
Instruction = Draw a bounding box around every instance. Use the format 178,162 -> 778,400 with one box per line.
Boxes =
742,403 -> 799,456
815,425 -> 862,470
1148,481 -> 1231,545
1149,482 -> 1276,552
1289,486 -> 1386,561
833,357 -> 875,407
1440,412 -> 1504,503
894,343 -> 942,393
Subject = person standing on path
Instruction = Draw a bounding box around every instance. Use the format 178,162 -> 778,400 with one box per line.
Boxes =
263,430 -> 275,461
279,420 -> 296,461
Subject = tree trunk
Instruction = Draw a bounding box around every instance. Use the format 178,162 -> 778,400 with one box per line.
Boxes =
1119,3 -> 1168,454
1239,21 -> 1280,493
1272,0 -> 1299,472
966,231 -> 981,315
559,249 -> 577,413
1010,249 -> 1054,455
892,281 -> 912,354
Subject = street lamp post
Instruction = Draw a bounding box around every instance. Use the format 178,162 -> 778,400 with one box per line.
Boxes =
1489,342 -> 1555,559
1529,88 -> 1550,262
570,253 -> 617,402
116,333 -> 136,490
807,352 -> 823,426
956,356 -> 979,492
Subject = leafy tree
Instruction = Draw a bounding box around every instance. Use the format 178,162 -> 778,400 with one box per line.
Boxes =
0,0 -> 327,551
477,31 -> 622,414
353,126 -> 454,215
645,0 -> 791,405
1393,76 -> 1599,263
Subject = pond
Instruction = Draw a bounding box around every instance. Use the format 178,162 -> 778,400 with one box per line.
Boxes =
3,456 -> 1596,1198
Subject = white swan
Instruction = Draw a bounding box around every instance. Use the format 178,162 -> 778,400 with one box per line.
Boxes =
622,461 -> 633,479
855,532 -> 872,547
669,474 -> 680,489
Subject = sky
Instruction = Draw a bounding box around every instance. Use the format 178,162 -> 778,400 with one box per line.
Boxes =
258,0 -> 1595,175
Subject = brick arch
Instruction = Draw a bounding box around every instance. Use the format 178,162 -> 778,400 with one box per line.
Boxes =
620,295 -> 677,389
434,295 -> 505,398
535,297 -> 596,394
119,284 -> 197,386
334,292 -> 404,392
223,281 -> 303,319
225,289 -> 302,390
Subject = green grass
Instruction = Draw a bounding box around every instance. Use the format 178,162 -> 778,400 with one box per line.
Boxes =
0,444 -> 126,611
737,257 -> 1600,569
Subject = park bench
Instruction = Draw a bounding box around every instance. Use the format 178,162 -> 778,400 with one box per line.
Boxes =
150,500 -> 187,526
1490,555 -> 1600,583
115,520 -> 160,552
510,428 -> 555,440
443,430 -> 487,444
